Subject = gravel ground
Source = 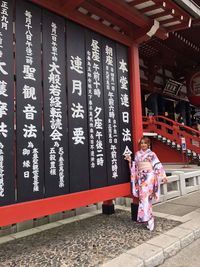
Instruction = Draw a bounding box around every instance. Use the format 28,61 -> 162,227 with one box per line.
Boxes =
0,209 -> 180,267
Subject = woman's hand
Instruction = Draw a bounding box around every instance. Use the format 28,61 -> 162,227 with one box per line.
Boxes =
162,177 -> 168,184
124,154 -> 131,163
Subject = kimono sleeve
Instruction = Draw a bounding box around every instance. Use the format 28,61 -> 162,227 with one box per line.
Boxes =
130,154 -> 139,198
130,152 -> 139,181
152,152 -> 166,182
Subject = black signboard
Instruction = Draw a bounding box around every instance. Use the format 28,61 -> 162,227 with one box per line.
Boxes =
102,38 -> 122,185
42,10 -> 69,197
0,0 -> 133,207
116,43 -> 132,183
163,79 -> 183,96
0,0 -> 15,206
85,30 -> 107,189
15,0 -> 44,202
66,21 -> 90,192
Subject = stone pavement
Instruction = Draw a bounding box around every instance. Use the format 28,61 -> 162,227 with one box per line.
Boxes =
159,238 -> 200,267
0,209 -> 179,267
102,191 -> 200,267
0,191 -> 200,267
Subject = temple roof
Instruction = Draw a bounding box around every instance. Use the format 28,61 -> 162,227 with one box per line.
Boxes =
31,0 -> 200,46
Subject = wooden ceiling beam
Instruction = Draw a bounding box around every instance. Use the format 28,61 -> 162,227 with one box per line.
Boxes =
31,0 -> 63,15
132,21 -> 154,43
67,10 -> 132,46
150,9 -> 174,19
81,1 -> 132,34
31,0 -> 86,15
139,3 -> 165,14
94,0 -> 149,27
31,0 -> 132,46
153,0 -> 191,18
94,0 -> 168,39
60,0 -> 85,13
129,0 -> 151,6
160,17 -> 181,25
165,20 -> 191,32
192,18 -> 200,26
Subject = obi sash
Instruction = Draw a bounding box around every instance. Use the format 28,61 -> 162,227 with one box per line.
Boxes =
138,161 -> 152,171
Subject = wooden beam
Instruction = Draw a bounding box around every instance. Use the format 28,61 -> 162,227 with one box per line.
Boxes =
81,1 -> 132,34
60,0 -> 85,12
94,0 -> 149,27
150,9 -> 174,19
94,0 -> 168,39
132,22 -> 154,43
129,0 -> 150,6
31,0 -> 65,15
166,0 -> 191,18
31,0 -> 85,15
154,26 -> 168,40
192,18 -> 200,26
160,17 -> 181,25
153,0 -> 191,18
31,0 -> 132,46
139,3 -> 165,14
0,183 -> 130,227
31,0 -> 168,41
67,10 -> 132,46
166,20 -> 191,32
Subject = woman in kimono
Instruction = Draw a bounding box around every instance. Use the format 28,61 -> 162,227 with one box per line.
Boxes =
125,137 -> 167,231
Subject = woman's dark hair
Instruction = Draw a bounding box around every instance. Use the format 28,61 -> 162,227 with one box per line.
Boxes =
139,137 -> 151,147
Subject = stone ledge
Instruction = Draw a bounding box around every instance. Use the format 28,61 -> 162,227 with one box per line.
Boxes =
165,226 -> 195,248
147,234 -> 181,258
101,253 -> 144,267
0,235 -> 15,245
127,243 -> 164,267
100,218 -> 200,267
163,241 -> 181,258
180,220 -> 200,239
10,228 -> 41,239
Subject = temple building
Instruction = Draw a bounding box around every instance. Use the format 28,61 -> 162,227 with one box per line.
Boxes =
0,0 -> 200,226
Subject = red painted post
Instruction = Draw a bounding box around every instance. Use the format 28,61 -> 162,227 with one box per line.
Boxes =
129,43 -> 143,152
129,43 -> 143,219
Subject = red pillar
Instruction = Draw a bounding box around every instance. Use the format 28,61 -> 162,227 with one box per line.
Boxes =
129,43 -> 143,153
129,43 -> 143,216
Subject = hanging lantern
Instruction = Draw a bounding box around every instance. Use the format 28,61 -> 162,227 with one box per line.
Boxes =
187,71 -> 200,106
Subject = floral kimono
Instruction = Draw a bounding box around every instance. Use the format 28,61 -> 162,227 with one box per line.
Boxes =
130,149 -> 166,223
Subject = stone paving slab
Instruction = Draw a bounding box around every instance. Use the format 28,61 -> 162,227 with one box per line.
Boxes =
101,221 -> 200,267
181,220 -> 200,239
178,210 -> 200,221
153,202 -> 197,216
146,233 -> 181,258
99,252 -> 144,267
168,191 -> 200,207
165,226 -> 195,248
159,237 -> 200,267
0,236 -> 15,245
10,228 -> 42,239
127,243 -> 164,267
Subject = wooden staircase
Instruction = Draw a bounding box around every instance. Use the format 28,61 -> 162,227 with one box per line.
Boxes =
143,116 -> 200,162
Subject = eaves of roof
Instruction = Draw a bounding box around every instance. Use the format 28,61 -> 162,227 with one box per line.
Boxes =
173,0 -> 200,18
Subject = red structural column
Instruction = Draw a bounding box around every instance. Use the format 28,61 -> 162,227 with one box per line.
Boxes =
129,43 -> 143,219
129,43 -> 143,153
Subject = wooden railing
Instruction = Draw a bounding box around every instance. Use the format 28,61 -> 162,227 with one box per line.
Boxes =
143,116 -> 200,155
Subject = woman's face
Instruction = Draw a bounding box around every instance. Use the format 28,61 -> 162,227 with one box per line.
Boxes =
140,140 -> 148,151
